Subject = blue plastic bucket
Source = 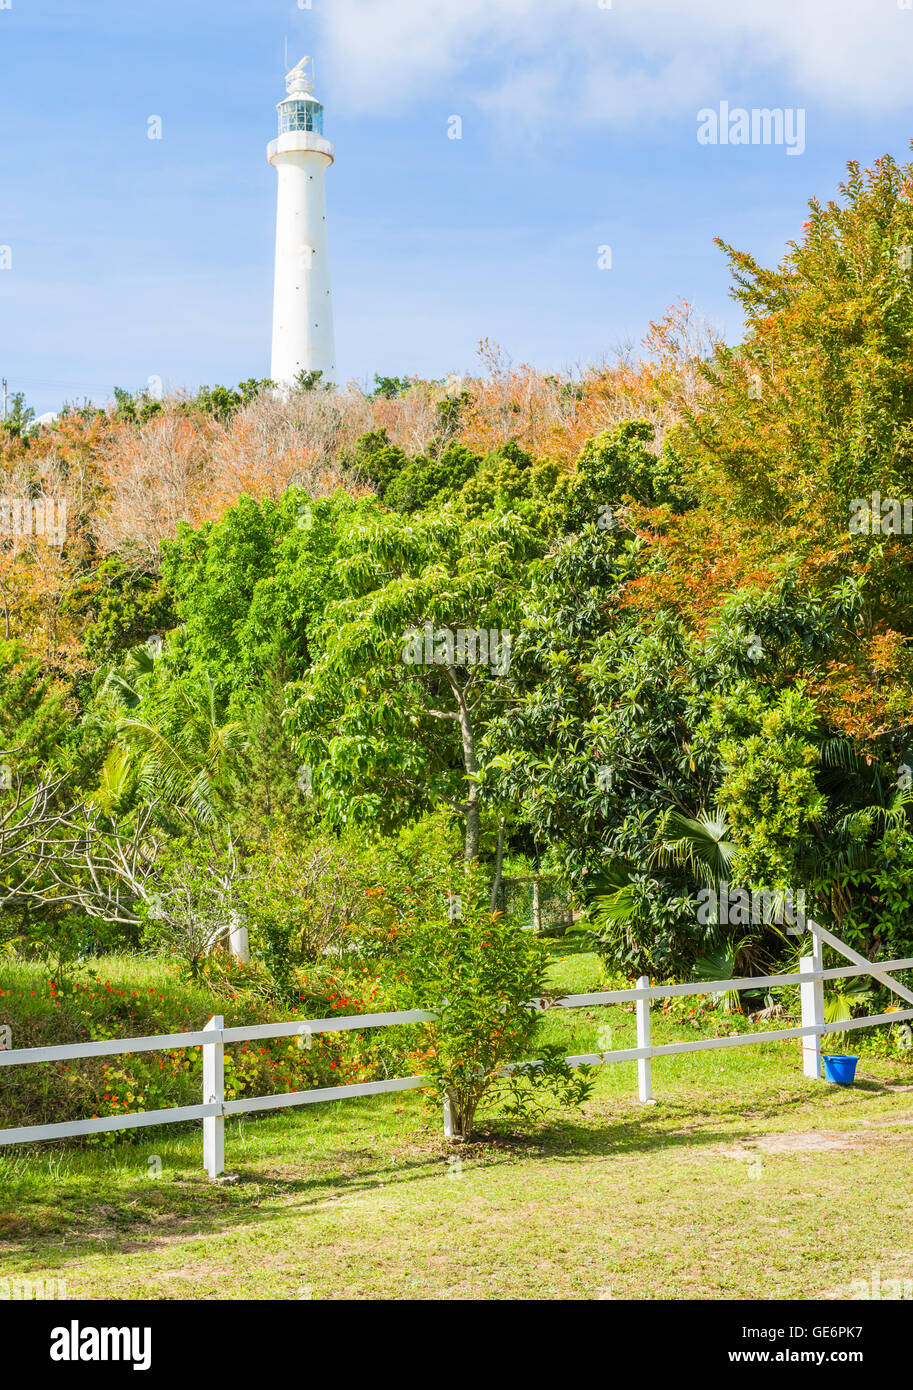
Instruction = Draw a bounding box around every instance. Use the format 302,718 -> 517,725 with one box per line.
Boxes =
822,1053 -> 858,1085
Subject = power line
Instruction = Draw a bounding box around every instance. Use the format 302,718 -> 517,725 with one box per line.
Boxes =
14,379 -> 117,392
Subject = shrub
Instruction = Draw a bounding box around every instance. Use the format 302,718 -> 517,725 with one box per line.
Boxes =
235,832 -> 371,994
139,838 -> 240,980
367,862 -> 593,1140
587,870 -> 699,981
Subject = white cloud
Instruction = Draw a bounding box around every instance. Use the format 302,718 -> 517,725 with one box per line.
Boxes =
317,0 -> 913,129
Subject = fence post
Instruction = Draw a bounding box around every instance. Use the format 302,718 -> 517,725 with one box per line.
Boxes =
203,1014 -> 225,1178
636,975 -> 653,1102
443,1089 -> 456,1139
228,912 -> 250,964
800,936 -> 824,1081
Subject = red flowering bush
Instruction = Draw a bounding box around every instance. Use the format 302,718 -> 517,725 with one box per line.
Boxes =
0,958 -> 376,1140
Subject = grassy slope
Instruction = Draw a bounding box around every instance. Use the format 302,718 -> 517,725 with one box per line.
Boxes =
2,944 -> 913,1300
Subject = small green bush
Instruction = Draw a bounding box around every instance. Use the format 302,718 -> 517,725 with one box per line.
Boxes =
362,862 -> 593,1140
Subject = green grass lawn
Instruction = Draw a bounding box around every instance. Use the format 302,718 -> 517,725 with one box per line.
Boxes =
2,942 -> 912,1300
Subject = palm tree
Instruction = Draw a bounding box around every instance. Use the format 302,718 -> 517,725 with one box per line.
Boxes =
115,673 -> 245,825
99,639 -> 159,710
92,745 -> 135,816
590,810 -> 736,940
692,934 -> 756,1012
798,792 -> 912,921
98,644 -> 244,827
650,808 -> 768,979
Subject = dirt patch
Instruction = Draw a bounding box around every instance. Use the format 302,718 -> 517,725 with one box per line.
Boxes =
715,1130 -> 857,1157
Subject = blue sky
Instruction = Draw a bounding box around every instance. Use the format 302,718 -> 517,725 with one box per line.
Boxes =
2,0 -> 913,414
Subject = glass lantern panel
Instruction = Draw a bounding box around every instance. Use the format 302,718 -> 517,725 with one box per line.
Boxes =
278,101 -> 324,136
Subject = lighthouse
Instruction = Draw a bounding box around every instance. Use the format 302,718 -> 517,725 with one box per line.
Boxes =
268,57 -> 336,389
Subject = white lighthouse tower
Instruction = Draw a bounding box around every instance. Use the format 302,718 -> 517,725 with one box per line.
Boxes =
268,57 -> 336,389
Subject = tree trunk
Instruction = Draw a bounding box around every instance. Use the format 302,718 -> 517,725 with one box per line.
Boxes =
490,816 -> 505,912
445,666 -> 480,862
446,1088 -> 479,1141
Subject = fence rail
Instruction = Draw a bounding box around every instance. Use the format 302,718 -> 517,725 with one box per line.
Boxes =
1,927 -> 911,1176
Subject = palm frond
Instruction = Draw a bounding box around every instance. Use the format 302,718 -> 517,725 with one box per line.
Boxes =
818,738 -> 863,773
650,809 -> 736,886
91,745 -> 134,814
590,884 -> 641,927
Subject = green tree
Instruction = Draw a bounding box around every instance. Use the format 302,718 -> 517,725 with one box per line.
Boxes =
69,555 -> 174,665
161,489 -> 370,708
290,505 -> 542,860
371,374 -> 411,399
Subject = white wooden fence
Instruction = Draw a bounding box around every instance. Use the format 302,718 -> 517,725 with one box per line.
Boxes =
1,922 -> 912,1177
